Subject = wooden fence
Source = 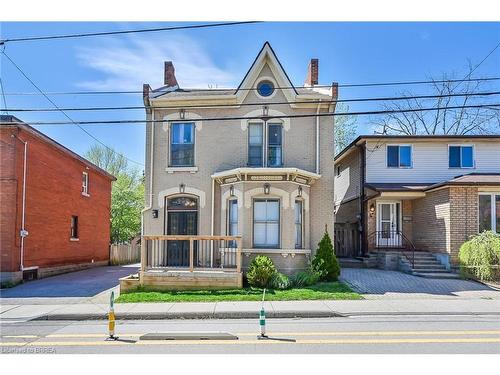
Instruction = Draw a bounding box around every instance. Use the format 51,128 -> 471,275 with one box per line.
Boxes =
110,244 -> 141,265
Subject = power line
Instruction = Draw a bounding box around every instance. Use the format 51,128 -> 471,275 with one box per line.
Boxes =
3,77 -> 500,96
3,90 -> 500,113
0,76 -> 8,115
1,50 -> 144,167
7,103 -> 500,126
0,21 -> 262,45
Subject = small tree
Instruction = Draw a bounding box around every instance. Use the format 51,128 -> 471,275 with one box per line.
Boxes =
312,226 -> 340,281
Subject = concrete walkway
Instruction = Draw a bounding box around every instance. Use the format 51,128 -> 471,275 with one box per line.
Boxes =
1,298 -> 499,322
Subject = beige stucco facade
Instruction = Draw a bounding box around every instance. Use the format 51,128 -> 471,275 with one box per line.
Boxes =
142,43 -> 336,274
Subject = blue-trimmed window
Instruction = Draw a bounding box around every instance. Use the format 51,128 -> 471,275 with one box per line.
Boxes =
387,145 -> 412,168
449,145 -> 474,168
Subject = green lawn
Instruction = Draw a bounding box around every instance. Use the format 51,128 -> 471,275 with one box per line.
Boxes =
115,282 -> 362,303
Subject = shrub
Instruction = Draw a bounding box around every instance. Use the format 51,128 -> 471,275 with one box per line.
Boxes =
312,228 -> 341,281
291,270 -> 320,288
459,231 -> 500,281
246,256 -> 277,288
269,272 -> 291,290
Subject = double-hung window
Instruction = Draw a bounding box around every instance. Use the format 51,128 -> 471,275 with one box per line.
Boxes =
295,200 -> 303,249
479,193 -> 500,234
268,123 -> 283,167
253,199 -> 280,248
82,172 -> 89,195
170,122 -> 195,167
228,199 -> 238,236
387,145 -> 412,168
449,145 -> 474,168
248,123 -> 263,167
70,216 -> 79,239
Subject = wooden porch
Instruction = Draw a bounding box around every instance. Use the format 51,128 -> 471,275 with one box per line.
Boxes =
137,235 -> 243,290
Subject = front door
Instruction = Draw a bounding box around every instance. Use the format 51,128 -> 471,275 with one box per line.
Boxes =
165,196 -> 198,267
376,202 -> 401,247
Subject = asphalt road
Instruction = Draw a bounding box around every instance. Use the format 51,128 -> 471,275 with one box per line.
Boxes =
1,315 -> 500,354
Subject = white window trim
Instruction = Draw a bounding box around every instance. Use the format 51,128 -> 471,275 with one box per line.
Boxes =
227,198 -> 239,236
82,172 -> 90,197
386,144 -> 413,169
448,144 -> 475,169
254,76 -> 278,100
247,121 -> 265,167
252,198 -> 281,249
478,192 -> 499,234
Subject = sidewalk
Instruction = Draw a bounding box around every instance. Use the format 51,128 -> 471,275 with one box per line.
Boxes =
1,298 -> 499,321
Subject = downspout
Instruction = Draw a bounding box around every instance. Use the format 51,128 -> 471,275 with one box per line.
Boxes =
210,178 -> 215,236
315,101 -> 321,174
141,108 -> 155,235
20,138 -> 28,272
12,132 -> 28,272
358,142 -> 367,256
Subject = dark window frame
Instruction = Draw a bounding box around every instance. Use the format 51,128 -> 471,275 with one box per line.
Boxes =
70,216 -> 79,239
248,122 -> 264,167
267,123 -> 283,167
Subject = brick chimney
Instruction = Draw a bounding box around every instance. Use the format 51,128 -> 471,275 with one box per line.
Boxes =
164,61 -> 178,87
304,58 -> 319,86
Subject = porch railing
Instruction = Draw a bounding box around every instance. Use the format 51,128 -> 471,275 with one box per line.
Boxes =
141,235 -> 242,273
367,230 -> 417,268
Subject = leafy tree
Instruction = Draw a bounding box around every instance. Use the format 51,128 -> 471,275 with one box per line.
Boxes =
85,145 -> 144,243
312,226 -> 341,281
334,103 -> 358,155
375,65 -> 500,135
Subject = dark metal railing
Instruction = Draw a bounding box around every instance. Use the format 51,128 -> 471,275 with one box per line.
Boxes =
141,235 -> 242,273
367,230 -> 417,268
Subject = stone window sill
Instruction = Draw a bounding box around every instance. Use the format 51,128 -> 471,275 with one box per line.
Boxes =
81,192 -> 90,197
166,166 -> 198,174
70,238 -> 80,242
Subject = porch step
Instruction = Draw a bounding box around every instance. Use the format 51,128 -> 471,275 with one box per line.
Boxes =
411,267 -> 449,273
412,272 -> 460,279
339,258 -> 364,269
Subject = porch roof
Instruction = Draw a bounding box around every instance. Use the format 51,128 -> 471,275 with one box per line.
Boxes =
211,167 -> 321,186
365,183 -> 432,192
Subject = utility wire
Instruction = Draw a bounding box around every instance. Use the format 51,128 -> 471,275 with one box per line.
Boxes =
0,76 -> 8,114
0,21 -> 262,45
3,90 -> 500,113
7,103 -> 500,126
1,50 -> 144,167
3,77 -> 500,96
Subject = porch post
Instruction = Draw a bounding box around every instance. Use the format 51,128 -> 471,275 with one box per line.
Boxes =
236,237 -> 242,273
189,238 -> 194,272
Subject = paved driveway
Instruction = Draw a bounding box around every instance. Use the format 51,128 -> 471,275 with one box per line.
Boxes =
0,264 -> 139,301
340,268 -> 500,299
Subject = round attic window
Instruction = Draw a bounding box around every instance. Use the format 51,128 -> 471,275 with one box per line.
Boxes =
257,80 -> 275,97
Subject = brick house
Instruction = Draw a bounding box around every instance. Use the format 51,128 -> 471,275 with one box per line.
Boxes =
134,42 -> 337,290
334,135 -> 500,275
0,115 -> 115,284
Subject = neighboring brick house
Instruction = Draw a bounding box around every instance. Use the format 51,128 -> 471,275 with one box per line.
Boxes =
140,42 -> 337,284
334,135 -> 500,270
0,115 -> 115,284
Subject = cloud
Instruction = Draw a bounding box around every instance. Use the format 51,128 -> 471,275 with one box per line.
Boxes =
76,35 -> 238,90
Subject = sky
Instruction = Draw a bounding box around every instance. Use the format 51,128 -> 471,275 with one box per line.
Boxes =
1,22 -> 499,169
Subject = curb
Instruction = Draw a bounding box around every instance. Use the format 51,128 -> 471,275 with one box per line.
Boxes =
31,311 -> 345,321
28,310 -> 500,321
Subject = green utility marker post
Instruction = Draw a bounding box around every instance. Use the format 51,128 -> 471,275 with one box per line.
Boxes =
258,288 -> 268,340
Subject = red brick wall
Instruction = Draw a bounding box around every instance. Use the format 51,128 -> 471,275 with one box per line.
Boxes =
0,126 -> 113,273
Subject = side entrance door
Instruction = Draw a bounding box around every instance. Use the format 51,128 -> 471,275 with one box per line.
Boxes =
165,196 -> 198,267
376,201 -> 402,247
